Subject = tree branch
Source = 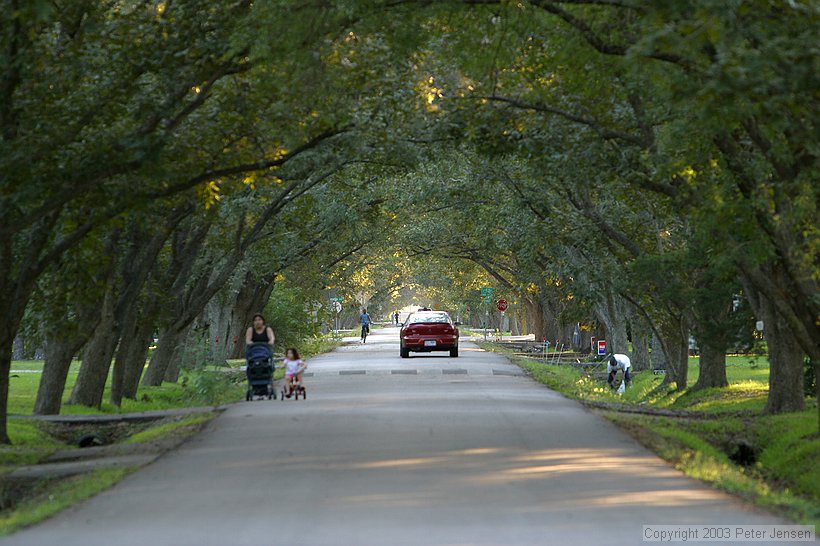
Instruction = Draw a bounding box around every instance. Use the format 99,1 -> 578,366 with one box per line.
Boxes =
528,0 -> 690,68
148,126 -> 351,200
566,191 -> 642,258
481,94 -> 646,146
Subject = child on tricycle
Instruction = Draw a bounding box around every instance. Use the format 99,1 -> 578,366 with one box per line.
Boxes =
281,347 -> 307,400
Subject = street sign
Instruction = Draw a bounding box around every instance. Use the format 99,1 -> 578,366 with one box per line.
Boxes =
332,301 -> 342,313
496,299 -> 508,312
480,287 -> 495,297
597,340 -> 607,356
330,297 -> 343,302
482,296 -> 493,304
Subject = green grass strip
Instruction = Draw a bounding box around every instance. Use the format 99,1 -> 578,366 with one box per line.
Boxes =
0,468 -> 131,536
125,414 -> 214,445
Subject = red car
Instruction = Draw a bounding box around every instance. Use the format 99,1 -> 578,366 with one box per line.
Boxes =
400,311 -> 460,358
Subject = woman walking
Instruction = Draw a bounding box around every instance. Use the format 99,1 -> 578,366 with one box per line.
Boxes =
245,313 -> 275,347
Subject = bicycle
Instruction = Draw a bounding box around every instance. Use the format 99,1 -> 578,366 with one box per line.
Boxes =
361,324 -> 369,343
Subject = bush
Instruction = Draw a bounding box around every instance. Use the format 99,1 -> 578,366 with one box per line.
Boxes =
264,285 -> 323,350
179,370 -> 244,406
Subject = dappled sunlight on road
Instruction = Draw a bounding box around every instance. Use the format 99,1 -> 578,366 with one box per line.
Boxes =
352,456 -> 452,469
326,492 -> 438,508
218,444 -> 724,513
455,447 -> 501,455
502,448 -> 677,476
218,447 -> 508,472
222,444 -> 734,514
578,489 -> 723,507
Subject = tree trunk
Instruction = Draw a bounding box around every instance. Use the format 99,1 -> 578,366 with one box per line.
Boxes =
67,290 -> 119,408
651,334 -> 666,371
110,309 -> 145,406
0,220 -> 62,443
12,336 -> 24,360
110,300 -> 158,405
35,335 -> 88,415
0,343 -> 12,444
689,289 -> 734,391
108,216 -> 186,405
163,351 -> 182,383
525,297 -> 546,341
166,321 -> 210,383
630,322 -> 651,372
37,292 -> 107,414
119,295 -> 163,401
120,323 -> 154,401
657,316 -> 689,390
208,299 -> 234,364
163,334 -> 191,384
764,324 -> 806,413
227,274 -> 277,359
143,241 -> 246,383
510,313 -> 521,336
743,280 -> 806,414
594,290 -> 629,354
692,342 -> 728,391
761,303 -> 806,414
142,327 -> 184,386
669,334 -> 689,390
518,305 -> 528,337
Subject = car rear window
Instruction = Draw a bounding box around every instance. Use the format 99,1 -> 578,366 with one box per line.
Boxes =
408,313 -> 450,324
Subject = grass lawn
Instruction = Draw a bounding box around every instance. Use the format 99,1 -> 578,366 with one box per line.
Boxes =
8,362 -> 243,417
0,421 -> 67,466
0,468 -> 131,535
481,342 -> 820,526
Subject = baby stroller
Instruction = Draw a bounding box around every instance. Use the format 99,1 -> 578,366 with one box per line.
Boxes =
245,342 -> 275,401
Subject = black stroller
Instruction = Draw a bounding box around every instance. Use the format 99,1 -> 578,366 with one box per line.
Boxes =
245,342 -> 276,401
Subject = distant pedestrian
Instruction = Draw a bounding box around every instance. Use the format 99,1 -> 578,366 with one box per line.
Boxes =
393,311 -> 400,325
607,354 -> 632,389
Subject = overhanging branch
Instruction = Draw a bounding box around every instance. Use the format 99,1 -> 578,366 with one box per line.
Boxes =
481,94 -> 646,146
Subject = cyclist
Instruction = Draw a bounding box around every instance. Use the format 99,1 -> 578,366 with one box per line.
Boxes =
360,308 -> 371,343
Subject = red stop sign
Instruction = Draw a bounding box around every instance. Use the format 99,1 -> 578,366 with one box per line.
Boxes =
496,299 -> 508,312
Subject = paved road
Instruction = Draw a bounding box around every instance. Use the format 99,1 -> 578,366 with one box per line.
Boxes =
5,327 -> 786,546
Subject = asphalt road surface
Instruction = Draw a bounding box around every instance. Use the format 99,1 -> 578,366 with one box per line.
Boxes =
5,327 -> 788,546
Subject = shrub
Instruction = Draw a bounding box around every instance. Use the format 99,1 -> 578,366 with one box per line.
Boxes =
264,285 -> 322,350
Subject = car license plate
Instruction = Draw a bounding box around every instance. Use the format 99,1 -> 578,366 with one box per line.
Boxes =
424,340 -> 437,347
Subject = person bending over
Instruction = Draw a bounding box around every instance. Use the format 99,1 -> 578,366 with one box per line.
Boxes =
607,353 -> 632,389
